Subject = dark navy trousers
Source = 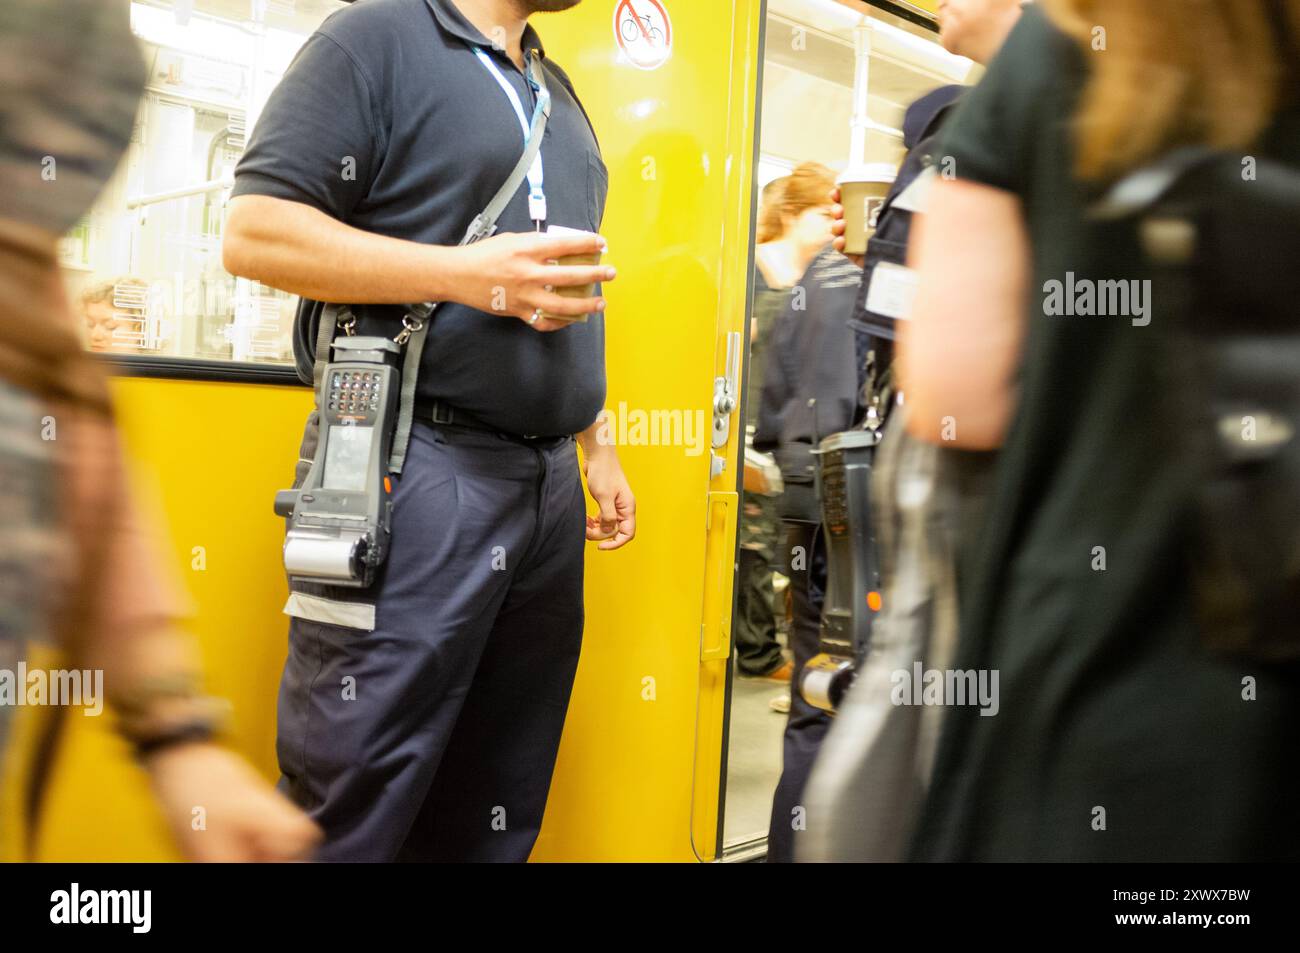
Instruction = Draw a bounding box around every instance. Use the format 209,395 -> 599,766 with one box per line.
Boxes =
766,519 -> 831,863
276,420 -> 586,861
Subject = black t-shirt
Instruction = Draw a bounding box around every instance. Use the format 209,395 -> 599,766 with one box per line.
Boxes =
232,0 -> 608,437
910,6 -> 1300,861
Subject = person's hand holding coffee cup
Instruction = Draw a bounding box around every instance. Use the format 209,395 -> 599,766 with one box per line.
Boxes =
829,186 -> 863,268
538,225 -> 610,326
452,228 -> 614,332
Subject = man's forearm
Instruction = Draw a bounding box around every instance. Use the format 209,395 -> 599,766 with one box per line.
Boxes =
577,414 -> 612,458
223,194 -> 459,304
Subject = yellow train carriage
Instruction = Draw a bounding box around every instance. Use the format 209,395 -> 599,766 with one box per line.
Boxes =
5,0 -> 964,862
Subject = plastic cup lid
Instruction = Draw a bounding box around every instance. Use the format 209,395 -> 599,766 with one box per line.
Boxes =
547,224 -> 608,254
837,162 -> 897,186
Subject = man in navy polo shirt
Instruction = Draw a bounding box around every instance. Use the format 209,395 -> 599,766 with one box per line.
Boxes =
223,0 -> 636,861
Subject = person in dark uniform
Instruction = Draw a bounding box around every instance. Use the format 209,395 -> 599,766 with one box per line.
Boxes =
753,170 -> 861,859
223,0 -> 636,862
900,0 -> 1300,860
736,169 -> 838,684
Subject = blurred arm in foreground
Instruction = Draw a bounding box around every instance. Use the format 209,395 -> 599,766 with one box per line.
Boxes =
0,0 -> 317,861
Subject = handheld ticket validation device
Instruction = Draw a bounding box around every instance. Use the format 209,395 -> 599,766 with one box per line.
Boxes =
800,429 -> 884,713
275,335 -> 403,588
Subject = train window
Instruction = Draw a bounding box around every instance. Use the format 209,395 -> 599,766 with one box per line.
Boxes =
721,0 -> 977,859
61,0 -> 350,368
759,0 -> 976,187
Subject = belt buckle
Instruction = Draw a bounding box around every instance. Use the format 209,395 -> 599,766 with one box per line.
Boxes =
432,402 -> 454,425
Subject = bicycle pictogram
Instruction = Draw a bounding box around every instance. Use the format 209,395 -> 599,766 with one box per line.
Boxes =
620,11 -> 665,45
613,0 -> 673,71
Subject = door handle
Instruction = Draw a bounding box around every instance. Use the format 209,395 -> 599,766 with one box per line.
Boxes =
699,490 -> 738,661
711,330 -> 742,450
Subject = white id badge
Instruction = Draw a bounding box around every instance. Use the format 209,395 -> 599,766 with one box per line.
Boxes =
865,262 -> 921,321
891,166 -> 938,214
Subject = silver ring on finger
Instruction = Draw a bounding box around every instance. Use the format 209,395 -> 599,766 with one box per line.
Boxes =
530,310 -> 542,325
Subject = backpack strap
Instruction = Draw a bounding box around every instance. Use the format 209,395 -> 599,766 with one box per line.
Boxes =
1088,146 -> 1217,222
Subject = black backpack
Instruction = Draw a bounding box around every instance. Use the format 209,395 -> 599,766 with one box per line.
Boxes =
848,85 -> 965,431
1095,148 -> 1300,662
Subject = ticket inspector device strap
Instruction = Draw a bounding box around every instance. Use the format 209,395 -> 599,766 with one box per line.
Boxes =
315,48 -> 552,476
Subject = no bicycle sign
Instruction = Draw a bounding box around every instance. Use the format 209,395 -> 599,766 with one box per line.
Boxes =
614,0 -> 673,71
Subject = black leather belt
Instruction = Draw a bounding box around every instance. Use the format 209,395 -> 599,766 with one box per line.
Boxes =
414,398 -> 495,432
414,398 -> 562,444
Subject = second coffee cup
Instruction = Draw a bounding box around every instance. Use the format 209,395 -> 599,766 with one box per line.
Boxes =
837,164 -> 896,257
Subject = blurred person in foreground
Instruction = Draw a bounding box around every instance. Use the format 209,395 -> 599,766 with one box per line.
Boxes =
752,161 -> 862,861
0,0 -> 318,861
895,0 -> 1300,860
800,0 -> 1024,863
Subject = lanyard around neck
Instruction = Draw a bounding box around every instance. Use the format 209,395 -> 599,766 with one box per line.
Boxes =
472,46 -> 550,228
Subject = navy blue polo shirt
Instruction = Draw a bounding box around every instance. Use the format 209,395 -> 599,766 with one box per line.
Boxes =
232,0 -> 608,437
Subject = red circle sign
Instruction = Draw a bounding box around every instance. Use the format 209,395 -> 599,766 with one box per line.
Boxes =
614,0 -> 673,71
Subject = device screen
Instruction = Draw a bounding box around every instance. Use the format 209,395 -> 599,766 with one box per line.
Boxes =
322,424 -> 374,491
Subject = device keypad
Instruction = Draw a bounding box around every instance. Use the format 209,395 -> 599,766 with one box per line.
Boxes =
326,368 -> 384,424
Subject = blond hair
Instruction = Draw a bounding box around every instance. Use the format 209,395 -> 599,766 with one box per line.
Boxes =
78,276 -> 148,317
1044,0 -> 1300,181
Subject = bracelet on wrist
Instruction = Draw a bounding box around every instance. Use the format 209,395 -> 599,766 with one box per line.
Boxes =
129,715 -> 220,762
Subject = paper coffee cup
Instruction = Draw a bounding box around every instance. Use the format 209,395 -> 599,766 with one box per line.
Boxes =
837,164 -> 896,256
542,225 -> 607,323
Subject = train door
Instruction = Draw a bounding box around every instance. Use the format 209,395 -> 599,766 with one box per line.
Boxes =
526,0 -> 763,862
